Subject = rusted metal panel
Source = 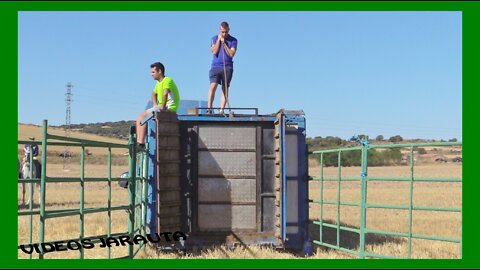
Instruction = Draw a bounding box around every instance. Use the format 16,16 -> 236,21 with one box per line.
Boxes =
197,205 -> 256,231
176,119 -> 284,248
198,126 -> 256,150
198,178 -> 256,203
198,151 -> 256,177
155,112 -> 181,234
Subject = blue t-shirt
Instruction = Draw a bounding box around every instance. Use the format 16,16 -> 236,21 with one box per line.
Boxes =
211,35 -> 238,68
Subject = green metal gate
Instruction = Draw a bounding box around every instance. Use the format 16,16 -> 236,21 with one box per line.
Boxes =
18,120 -> 148,259
308,137 -> 462,259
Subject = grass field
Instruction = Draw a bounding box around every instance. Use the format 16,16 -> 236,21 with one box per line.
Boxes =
18,124 -> 462,259
18,162 -> 461,259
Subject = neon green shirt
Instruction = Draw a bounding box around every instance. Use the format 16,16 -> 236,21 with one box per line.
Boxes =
153,76 -> 180,112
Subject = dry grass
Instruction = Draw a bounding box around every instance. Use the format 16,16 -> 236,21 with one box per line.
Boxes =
19,161 -> 461,259
18,163 -> 132,259
17,125 -> 462,259
308,160 -> 461,259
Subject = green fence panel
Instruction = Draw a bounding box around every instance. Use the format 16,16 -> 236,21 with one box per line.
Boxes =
18,120 -> 148,259
309,138 -> 462,259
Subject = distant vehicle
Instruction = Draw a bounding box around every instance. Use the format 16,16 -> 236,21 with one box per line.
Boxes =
435,157 -> 448,163
452,157 -> 462,163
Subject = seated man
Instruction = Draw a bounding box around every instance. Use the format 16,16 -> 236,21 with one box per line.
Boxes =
136,62 -> 180,148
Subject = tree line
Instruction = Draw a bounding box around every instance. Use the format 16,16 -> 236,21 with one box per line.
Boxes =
307,135 -> 458,167
56,120 -> 135,140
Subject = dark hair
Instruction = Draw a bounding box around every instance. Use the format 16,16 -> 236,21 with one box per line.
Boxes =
150,62 -> 165,74
220,21 -> 229,30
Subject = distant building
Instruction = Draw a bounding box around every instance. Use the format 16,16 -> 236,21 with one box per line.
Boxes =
144,99 -> 208,115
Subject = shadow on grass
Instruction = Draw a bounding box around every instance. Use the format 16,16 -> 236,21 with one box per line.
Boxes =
308,219 -> 405,253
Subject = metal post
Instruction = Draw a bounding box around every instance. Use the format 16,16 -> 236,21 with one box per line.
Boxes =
38,120 -> 48,259
319,153 -> 324,243
337,151 -> 341,247
408,146 -> 414,258
142,144 -> 149,238
359,142 -> 368,259
127,135 -> 137,258
107,147 -> 112,259
79,145 -> 85,259
28,144 -> 34,259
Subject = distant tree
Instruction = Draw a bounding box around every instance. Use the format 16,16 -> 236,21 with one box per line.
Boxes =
448,138 -> 458,142
388,135 -> 403,143
375,135 -> 384,141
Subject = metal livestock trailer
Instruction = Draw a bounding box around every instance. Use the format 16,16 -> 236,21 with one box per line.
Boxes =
142,108 -> 310,253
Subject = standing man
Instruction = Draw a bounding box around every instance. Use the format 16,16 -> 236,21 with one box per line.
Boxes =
207,21 -> 238,114
136,62 -> 180,147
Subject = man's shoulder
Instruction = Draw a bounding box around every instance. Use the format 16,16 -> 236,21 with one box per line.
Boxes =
163,76 -> 175,84
228,35 -> 238,41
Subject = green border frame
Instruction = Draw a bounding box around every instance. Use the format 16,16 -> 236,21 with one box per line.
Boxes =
5,1 -> 476,269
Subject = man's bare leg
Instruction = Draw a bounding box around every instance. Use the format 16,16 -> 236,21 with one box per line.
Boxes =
207,82 -> 218,111
136,110 -> 149,144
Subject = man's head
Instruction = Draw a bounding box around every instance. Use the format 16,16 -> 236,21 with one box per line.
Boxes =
219,21 -> 230,39
150,62 -> 165,80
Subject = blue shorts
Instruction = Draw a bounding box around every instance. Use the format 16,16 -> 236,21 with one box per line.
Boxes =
209,66 -> 233,87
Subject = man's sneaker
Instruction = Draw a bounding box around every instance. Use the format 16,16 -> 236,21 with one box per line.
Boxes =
218,109 -> 224,115
205,109 -> 213,114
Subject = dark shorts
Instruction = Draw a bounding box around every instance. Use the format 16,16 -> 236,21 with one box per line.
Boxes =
209,66 -> 234,87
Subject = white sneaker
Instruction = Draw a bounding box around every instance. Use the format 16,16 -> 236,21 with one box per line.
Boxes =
218,109 -> 224,115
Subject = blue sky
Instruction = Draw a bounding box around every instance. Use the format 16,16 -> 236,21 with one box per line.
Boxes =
18,11 -> 461,140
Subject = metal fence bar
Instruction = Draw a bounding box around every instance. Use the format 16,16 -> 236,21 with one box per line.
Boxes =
27,145 -> 34,260
313,221 -> 361,234
367,177 -> 461,182
127,139 -> 137,258
79,146 -> 85,259
369,141 -> 461,149
313,146 -> 362,154
309,200 -> 360,207
310,141 -> 462,259
311,177 -> 359,181
18,119 -> 147,259
365,204 -> 461,212
359,143 -> 368,259
19,176 -> 163,184
319,153 -> 324,244
310,176 -> 461,182
408,146 -> 414,258
336,151 -> 341,247
19,205 -> 130,217
107,147 -> 112,259
46,134 -> 128,148
366,229 -> 461,243
141,144 -> 149,238
38,120 -> 48,259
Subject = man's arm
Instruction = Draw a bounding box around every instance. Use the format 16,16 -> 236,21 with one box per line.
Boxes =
211,35 -> 222,55
160,89 -> 170,111
222,42 -> 237,58
151,92 -> 158,106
